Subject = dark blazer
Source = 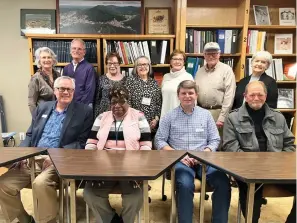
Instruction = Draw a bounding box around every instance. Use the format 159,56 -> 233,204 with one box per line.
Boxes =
232,73 -> 278,109
20,101 -> 93,149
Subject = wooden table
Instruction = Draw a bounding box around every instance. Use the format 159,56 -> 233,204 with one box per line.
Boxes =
0,147 -> 47,219
188,151 -> 296,223
48,149 -> 187,223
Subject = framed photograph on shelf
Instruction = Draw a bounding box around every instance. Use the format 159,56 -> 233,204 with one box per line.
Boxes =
274,34 -> 293,54
145,7 -> 171,34
277,89 -> 295,109
20,9 -> 56,36
57,0 -> 144,34
253,5 -> 271,25
279,8 -> 296,25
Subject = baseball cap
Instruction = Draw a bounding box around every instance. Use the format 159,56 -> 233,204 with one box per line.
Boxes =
204,42 -> 220,51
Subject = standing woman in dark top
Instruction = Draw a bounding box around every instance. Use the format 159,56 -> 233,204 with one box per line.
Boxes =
126,56 -> 162,134
94,52 -> 127,118
28,47 -> 60,115
233,51 -> 278,109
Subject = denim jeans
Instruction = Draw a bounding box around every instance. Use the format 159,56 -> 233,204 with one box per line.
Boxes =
175,161 -> 231,223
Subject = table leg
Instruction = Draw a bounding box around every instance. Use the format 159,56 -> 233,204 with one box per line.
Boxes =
69,179 -> 76,223
29,157 -> 38,220
143,180 -> 149,223
199,164 -> 207,223
170,168 -> 176,223
245,183 -> 255,223
59,178 -> 64,223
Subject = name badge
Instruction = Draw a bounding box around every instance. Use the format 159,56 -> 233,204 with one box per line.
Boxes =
42,114 -> 48,118
195,128 -> 204,132
141,97 -> 151,106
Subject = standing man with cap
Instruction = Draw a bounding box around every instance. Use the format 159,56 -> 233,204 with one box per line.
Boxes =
63,38 -> 96,108
195,42 -> 236,131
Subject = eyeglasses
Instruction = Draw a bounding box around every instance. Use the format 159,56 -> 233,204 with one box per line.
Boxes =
107,62 -> 119,67
137,63 -> 150,67
171,58 -> 184,62
56,87 -> 74,93
110,99 -> 127,105
71,47 -> 85,51
247,94 -> 266,99
204,52 -> 219,57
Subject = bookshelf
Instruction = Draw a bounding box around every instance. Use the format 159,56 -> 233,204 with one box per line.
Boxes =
176,0 -> 296,140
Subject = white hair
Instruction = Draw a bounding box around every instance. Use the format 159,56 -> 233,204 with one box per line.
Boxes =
251,51 -> 273,69
71,38 -> 86,49
34,47 -> 58,68
54,76 -> 75,89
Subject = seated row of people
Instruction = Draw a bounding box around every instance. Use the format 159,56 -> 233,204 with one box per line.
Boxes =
0,76 -> 295,223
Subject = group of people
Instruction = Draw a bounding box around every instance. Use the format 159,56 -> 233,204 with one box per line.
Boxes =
0,38 -> 295,223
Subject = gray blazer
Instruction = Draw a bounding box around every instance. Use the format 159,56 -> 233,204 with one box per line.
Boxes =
20,101 -> 93,149
222,103 -> 295,152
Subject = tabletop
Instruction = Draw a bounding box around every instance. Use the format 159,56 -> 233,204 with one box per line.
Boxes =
0,147 -> 47,166
48,149 -> 187,180
188,151 -> 296,184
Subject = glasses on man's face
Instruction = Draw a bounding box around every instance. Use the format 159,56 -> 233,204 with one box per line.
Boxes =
107,62 -> 119,67
110,99 -> 127,105
137,63 -> 149,68
204,52 -> 219,57
71,47 -> 85,51
171,58 -> 184,62
56,87 -> 74,93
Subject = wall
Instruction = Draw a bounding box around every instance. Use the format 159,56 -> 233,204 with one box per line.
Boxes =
0,0 -> 172,143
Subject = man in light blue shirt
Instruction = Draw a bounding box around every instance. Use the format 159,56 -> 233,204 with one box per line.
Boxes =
155,80 -> 231,223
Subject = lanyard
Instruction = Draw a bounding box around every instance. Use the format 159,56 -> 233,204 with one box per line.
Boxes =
114,119 -> 124,145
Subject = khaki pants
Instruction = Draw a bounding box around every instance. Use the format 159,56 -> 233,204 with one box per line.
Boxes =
0,155 -> 59,223
83,181 -> 143,223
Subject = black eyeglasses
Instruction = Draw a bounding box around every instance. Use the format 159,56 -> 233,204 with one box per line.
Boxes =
110,99 -> 127,105
56,87 -> 74,93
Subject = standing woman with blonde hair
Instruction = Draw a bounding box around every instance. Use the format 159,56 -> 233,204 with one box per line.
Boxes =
28,47 -> 60,115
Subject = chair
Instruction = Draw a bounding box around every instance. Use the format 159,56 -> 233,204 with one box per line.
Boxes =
236,184 -> 295,223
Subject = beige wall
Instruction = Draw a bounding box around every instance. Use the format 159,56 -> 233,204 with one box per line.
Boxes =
0,0 -> 172,143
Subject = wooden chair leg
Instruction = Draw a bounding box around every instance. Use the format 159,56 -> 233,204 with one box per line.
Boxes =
86,203 -> 90,223
59,178 -> 65,223
170,168 -> 176,223
237,195 -> 241,223
136,210 -> 141,223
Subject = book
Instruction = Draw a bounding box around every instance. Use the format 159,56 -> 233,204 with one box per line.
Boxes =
277,89 -> 295,109
279,8 -> 296,25
283,63 -> 297,80
274,34 -> 293,54
253,5 -> 271,25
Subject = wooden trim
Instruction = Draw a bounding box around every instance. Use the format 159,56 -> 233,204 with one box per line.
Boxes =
102,34 -> 175,40
186,24 -> 243,28
246,54 -> 297,57
248,25 -> 297,30
186,53 -> 241,57
28,37 -> 34,75
276,109 -> 296,112
276,81 -> 297,84
120,64 -> 170,67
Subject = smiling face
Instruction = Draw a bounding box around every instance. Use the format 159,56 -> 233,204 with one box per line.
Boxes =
39,51 -> 54,70
70,40 -> 86,62
107,56 -> 120,75
136,57 -> 150,78
54,79 -> 74,106
178,87 -> 198,109
251,56 -> 269,76
204,50 -> 220,68
244,82 -> 267,110
170,53 -> 185,72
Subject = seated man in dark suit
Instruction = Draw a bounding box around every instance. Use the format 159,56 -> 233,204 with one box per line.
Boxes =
223,81 -> 296,223
0,76 -> 93,223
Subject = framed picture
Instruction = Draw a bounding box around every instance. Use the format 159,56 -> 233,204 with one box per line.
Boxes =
57,0 -> 144,34
20,9 -> 56,36
145,7 -> 171,34
279,8 -> 296,25
274,34 -> 293,54
253,5 -> 271,25
277,89 -> 295,109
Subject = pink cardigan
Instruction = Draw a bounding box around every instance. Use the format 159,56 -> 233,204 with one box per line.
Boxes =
95,108 -> 152,150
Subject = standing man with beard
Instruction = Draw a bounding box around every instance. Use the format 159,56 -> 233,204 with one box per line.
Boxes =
63,38 -> 96,108
195,42 -> 236,131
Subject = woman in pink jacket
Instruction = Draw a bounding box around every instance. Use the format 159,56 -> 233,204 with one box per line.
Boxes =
84,83 -> 152,223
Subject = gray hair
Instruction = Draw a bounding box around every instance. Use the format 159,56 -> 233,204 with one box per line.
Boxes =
71,38 -> 86,49
244,81 -> 267,94
132,56 -> 153,77
54,76 -> 75,89
177,80 -> 199,94
34,47 -> 58,68
251,51 -> 273,69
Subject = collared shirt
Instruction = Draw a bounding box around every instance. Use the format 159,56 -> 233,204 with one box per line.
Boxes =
37,105 -> 67,148
72,58 -> 84,72
195,61 -> 236,122
154,106 -> 220,151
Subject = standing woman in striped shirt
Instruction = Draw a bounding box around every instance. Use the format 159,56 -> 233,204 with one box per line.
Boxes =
84,83 -> 152,223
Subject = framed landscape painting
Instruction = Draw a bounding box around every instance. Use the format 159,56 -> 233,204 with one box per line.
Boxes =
57,0 -> 144,34
20,9 -> 56,36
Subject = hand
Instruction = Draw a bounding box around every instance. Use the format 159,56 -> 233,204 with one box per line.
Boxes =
42,158 -> 53,171
150,119 -> 158,129
204,147 -> 212,152
216,121 -> 224,128
181,155 -> 196,167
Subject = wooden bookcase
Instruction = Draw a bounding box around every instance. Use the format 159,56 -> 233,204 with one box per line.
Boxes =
175,0 -> 296,140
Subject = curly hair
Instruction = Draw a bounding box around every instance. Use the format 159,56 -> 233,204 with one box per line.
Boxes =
109,83 -> 129,101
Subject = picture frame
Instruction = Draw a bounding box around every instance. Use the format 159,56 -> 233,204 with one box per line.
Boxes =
279,8 -> 296,25
56,0 -> 144,34
145,7 -> 171,34
277,88 -> 295,109
253,5 -> 271,25
20,9 -> 56,36
274,34 -> 293,54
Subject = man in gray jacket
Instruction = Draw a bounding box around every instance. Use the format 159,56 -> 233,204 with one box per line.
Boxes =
222,80 -> 295,223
